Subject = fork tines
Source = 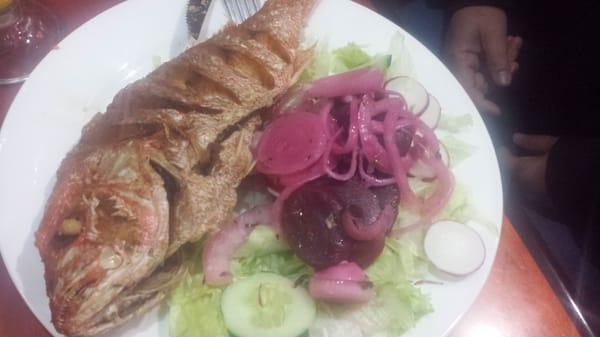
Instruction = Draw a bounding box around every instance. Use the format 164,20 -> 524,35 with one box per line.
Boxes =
224,0 -> 262,24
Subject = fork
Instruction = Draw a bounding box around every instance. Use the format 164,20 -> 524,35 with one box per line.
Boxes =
224,0 -> 262,24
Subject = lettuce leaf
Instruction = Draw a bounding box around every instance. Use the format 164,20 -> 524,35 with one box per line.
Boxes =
299,40 -> 332,82
169,274 -> 228,337
440,134 -> 477,168
312,281 -> 431,337
366,236 -> 427,284
235,225 -> 289,258
438,114 -> 473,133
436,184 -> 470,223
331,42 -> 372,74
232,225 -> 311,279
437,184 -> 499,236
385,32 -> 415,79
300,42 -> 394,82
232,251 -> 311,280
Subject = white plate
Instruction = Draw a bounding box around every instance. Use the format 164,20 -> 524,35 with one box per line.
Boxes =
0,0 -> 503,336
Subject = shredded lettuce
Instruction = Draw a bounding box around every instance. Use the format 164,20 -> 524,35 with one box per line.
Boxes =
438,114 -> 473,133
235,225 -> 288,258
169,235 -> 310,337
300,42 -> 395,82
331,42 -> 372,74
437,184 -> 499,236
232,251 -> 311,280
169,274 -> 228,337
367,236 -> 427,284
440,134 -> 477,168
436,184 -> 471,224
233,225 -> 311,279
299,40 -> 332,82
313,281 -> 431,337
385,32 -> 415,79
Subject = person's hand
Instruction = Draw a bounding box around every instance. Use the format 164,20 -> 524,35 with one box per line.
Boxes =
498,134 -> 558,195
444,6 -> 522,114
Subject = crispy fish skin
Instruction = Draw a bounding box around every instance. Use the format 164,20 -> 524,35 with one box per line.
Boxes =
67,117 -> 258,337
36,140 -> 170,336
35,0 -> 316,336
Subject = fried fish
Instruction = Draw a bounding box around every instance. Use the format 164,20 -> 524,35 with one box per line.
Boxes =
35,0 -> 316,335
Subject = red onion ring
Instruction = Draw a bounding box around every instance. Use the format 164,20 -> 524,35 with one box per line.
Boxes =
308,261 -> 373,303
308,279 -> 373,303
304,67 -> 385,99
326,148 -> 358,181
203,204 -> 276,286
357,95 -> 392,172
382,105 -> 420,210
332,96 -> 359,154
358,155 -> 395,187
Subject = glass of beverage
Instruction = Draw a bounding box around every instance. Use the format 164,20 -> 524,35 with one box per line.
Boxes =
0,0 -> 61,84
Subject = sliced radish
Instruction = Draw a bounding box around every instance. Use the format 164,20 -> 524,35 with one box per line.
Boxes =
385,76 -> 429,115
424,220 -> 485,277
438,143 -> 450,167
419,94 -> 441,129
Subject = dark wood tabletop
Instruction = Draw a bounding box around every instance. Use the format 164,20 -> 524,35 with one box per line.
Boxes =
0,1 -> 585,337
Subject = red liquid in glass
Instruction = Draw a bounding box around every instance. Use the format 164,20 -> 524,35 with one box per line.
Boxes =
0,0 -> 60,80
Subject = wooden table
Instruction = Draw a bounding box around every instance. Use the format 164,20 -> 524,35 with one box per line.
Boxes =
0,1 -> 584,337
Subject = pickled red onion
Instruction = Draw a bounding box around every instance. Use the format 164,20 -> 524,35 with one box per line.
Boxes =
304,67 -> 385,99
203,204 -> 276,286
256,67 -> 454,235
308,261 -> 373,303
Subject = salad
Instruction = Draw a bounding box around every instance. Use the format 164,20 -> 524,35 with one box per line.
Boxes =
168,35 -> 487,337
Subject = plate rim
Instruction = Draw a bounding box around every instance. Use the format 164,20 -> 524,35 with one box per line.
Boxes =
0,0 -> 504,336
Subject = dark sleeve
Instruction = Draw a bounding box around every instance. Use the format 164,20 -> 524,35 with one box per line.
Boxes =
546,137 -> 600,228
426,0 -> 514,13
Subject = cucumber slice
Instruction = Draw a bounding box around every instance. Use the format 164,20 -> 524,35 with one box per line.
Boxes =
221,273 -> 316,337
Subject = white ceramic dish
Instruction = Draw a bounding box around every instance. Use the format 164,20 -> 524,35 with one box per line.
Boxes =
0,0 -> 503,336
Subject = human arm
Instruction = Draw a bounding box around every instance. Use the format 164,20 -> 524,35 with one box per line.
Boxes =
428,0 -> 521,114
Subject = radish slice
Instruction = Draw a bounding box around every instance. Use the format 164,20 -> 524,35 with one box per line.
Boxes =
424,220 -> 485,276
385,76 -> 429,115
438,143 -> 450,167
419,94 -> 441,129
256,112 -> 328,175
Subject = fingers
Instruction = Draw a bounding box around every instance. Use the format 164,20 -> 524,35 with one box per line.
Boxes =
507,36 -> 522,76
444,7 -> 508,115
510,61 -> 519,74
479,9 -> 510,86
513,133 -> 558,153
507,36 -> 523,64
458,69 -> 501,115
473,92 -> 501,115
474,72 -> 489,94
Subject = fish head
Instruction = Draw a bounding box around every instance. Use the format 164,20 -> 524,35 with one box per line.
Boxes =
36,141 -> 169,336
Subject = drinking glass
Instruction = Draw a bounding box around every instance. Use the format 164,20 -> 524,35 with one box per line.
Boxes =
0,0 -> 60,84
